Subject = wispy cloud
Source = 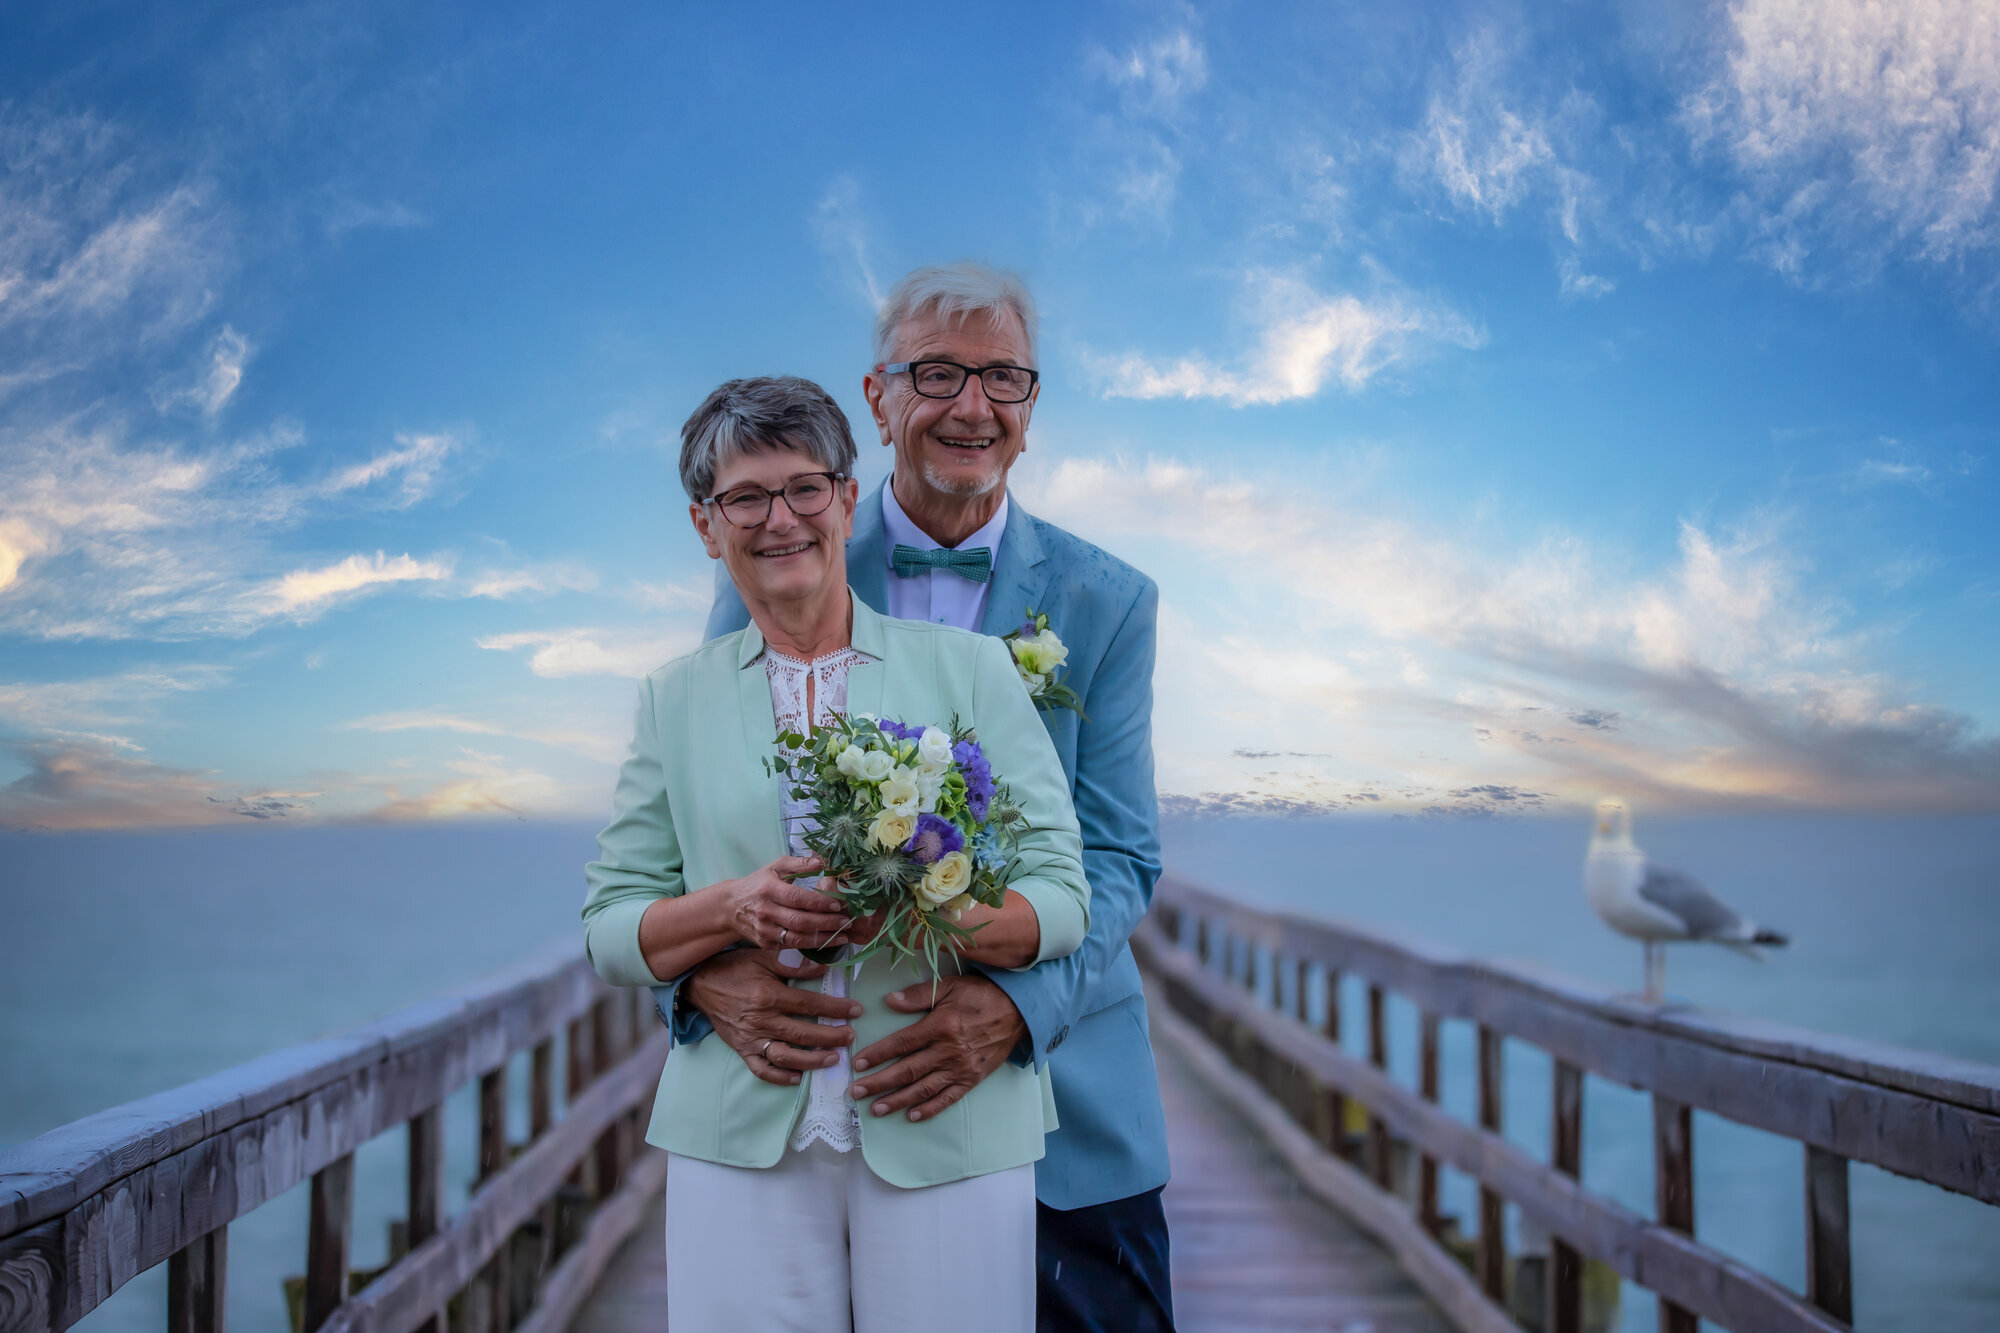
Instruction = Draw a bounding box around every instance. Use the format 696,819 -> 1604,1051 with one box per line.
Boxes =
154,325 -> 251,417
467,560 -> 598,600
321,431 -> 459,508
809,175 -> 882,309
1091,272 -> 1481,405
345,709 -> 623,763
1069,18 -> 1210,225
478,625 -> 698,679
1404,27 -> 1617,299
257,551 -> 454,620
1685,0 -> 2000,271
368,748 -> 563,821
0,426 -> 472,638
1017,456 -> 2000,812
0,735 -> 312,830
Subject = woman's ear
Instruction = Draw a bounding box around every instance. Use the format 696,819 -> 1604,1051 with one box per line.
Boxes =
690,501 -> 724,560
836,476 -> 859,540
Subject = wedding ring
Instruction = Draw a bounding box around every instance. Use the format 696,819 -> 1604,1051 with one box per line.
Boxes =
760,1040 -> 775,1058
779,927 -> 790,946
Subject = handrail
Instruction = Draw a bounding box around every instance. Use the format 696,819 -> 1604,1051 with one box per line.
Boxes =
1138,874 -> 2000,1333
0,946 -> 664,1333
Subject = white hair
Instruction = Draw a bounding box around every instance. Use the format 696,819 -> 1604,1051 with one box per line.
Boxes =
872,262 -> 1039,367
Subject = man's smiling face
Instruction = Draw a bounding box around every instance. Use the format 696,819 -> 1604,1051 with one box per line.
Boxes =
868,308 -> 1037,500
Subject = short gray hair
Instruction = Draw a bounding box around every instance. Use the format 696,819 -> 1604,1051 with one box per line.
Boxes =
872,262 -> 1039,367
677,376 -> 857,502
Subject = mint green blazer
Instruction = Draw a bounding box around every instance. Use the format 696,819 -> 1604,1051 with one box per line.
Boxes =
582,593 -> 1089,1188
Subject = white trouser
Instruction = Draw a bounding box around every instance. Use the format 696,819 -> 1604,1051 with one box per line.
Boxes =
664,1143 -> 1036,1332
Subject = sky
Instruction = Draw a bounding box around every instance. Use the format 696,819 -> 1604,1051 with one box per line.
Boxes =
2,0 -> 1998,830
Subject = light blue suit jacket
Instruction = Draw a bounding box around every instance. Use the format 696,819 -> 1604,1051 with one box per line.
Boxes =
667,480 -> 1170,1210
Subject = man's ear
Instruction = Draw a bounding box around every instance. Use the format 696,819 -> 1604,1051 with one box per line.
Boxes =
862,371 -> 894,448
690,502 -> 724,559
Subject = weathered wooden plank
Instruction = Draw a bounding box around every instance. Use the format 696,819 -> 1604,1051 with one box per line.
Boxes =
1419,1013 -> 1442,1235
304,1155 -> 353,1333
1154,880 -> 2000,1202
1136,922 -> 1850,1333
478,1072 -> 507,1186
1477,1025 -> 1505,1302
167,1225 -> 225,1333
1148,987 -> 1516,1333
1368,984 -> 1392,1191
0,1217 -> 65,1333
1156,878 -> 2000,1115
315,1032 -> 668,1333
510,1149 -> 669,1333
0,948 -> 602,1239
1804,1145 -> 1852,1323
1549,1060 -> 1584,1333
1654,1096 -> 1696,1333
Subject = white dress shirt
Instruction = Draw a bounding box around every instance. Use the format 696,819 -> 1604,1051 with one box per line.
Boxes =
880,478 -> 1009,631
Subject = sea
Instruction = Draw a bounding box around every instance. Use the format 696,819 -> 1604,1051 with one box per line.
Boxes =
2,814 -> 1996,1331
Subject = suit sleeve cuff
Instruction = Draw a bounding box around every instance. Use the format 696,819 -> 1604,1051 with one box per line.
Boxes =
583,898 -> 662,989
650,980 -> 716,1047
982,964 -> 1067,1071
1007,877 -> 1087,967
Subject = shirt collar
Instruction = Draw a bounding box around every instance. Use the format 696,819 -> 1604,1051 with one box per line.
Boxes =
880,477 -> 1009,561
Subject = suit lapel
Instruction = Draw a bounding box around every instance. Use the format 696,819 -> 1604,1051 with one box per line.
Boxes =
845,593 -> 887,719
980,497 -> 1054,639
846,481 -> 891,616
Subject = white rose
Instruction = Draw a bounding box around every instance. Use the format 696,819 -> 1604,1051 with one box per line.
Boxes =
869,808 -> 917,850
916,726 -> 953,772
942,891 -> 974,916
1011,628 -> 1068,677
916,768 -> 944,813
914,851 -> 972,908
855,749 -> 895,783
834,745 -> 867,779
879,767 -> 921,816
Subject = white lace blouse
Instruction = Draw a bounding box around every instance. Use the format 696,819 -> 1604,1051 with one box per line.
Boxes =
763,643 -> 874,1153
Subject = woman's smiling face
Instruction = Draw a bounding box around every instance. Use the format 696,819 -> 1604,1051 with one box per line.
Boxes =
689,445 -> 857,612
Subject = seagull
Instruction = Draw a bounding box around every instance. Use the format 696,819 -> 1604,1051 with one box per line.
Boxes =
1584,797 -> 1788,1004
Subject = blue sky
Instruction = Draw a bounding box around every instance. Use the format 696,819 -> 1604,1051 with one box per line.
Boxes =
3,0 -> 1998,828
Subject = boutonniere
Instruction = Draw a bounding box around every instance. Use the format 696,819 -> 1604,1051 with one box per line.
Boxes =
1001,608 -> 1089,721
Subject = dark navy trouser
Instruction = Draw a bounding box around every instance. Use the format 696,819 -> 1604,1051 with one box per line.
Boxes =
1035,1186 -> 1175,1332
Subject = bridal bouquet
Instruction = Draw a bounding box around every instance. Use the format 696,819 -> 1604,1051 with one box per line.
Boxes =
770,714 -> 1025,973
1002,609 -> 1088,719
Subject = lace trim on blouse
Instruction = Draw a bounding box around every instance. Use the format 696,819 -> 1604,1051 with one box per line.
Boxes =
763,645 -> 871,1153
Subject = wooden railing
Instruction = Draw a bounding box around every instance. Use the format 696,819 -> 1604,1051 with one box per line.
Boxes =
1136,875 -> 2000,1333
0,947 -> 666,1333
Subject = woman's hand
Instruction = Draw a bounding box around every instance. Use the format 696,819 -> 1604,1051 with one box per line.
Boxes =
724,855 -> 855,950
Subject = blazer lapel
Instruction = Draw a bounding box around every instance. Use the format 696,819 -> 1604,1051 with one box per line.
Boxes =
980,496 -> 1055,639
845,592 -> 888,720
846,481 -> 891,616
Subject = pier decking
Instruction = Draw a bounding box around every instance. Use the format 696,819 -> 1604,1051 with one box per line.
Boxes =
7,873 -> 2000,1333
567,1022 -> 1451,1333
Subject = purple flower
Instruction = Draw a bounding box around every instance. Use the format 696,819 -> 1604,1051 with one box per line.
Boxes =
1018,619 -> 1037,638
876,719 -> 922,741
953,739 -> 995,820
904,813 -> 965,865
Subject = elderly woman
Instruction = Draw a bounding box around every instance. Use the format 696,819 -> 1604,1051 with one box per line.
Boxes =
582,375 -> 1087,1331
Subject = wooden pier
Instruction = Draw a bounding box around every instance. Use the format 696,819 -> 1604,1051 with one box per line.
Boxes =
4,872 -> 1998,1333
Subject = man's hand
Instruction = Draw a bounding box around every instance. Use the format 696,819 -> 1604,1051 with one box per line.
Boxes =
848,974 -> 1027,1122
683,949 -> 861,1087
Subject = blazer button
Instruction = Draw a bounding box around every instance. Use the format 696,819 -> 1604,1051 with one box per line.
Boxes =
1047,1025 -> 1070,1054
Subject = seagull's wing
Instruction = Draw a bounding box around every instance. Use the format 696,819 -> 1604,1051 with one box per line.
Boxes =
1636,865 -> 1750,941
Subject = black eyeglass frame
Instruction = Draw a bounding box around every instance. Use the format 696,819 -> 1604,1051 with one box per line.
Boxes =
875,359 -> 1041,404
701,470 -> 849,527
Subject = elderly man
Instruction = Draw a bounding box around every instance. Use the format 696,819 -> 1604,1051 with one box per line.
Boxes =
658,262 -> 1173,1330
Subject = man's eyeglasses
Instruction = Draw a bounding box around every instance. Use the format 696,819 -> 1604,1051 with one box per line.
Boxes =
703,471 -> 846,527
876,360 -> 1039,404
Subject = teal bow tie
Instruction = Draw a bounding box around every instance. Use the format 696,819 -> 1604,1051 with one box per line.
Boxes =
890,543 -> 994,584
